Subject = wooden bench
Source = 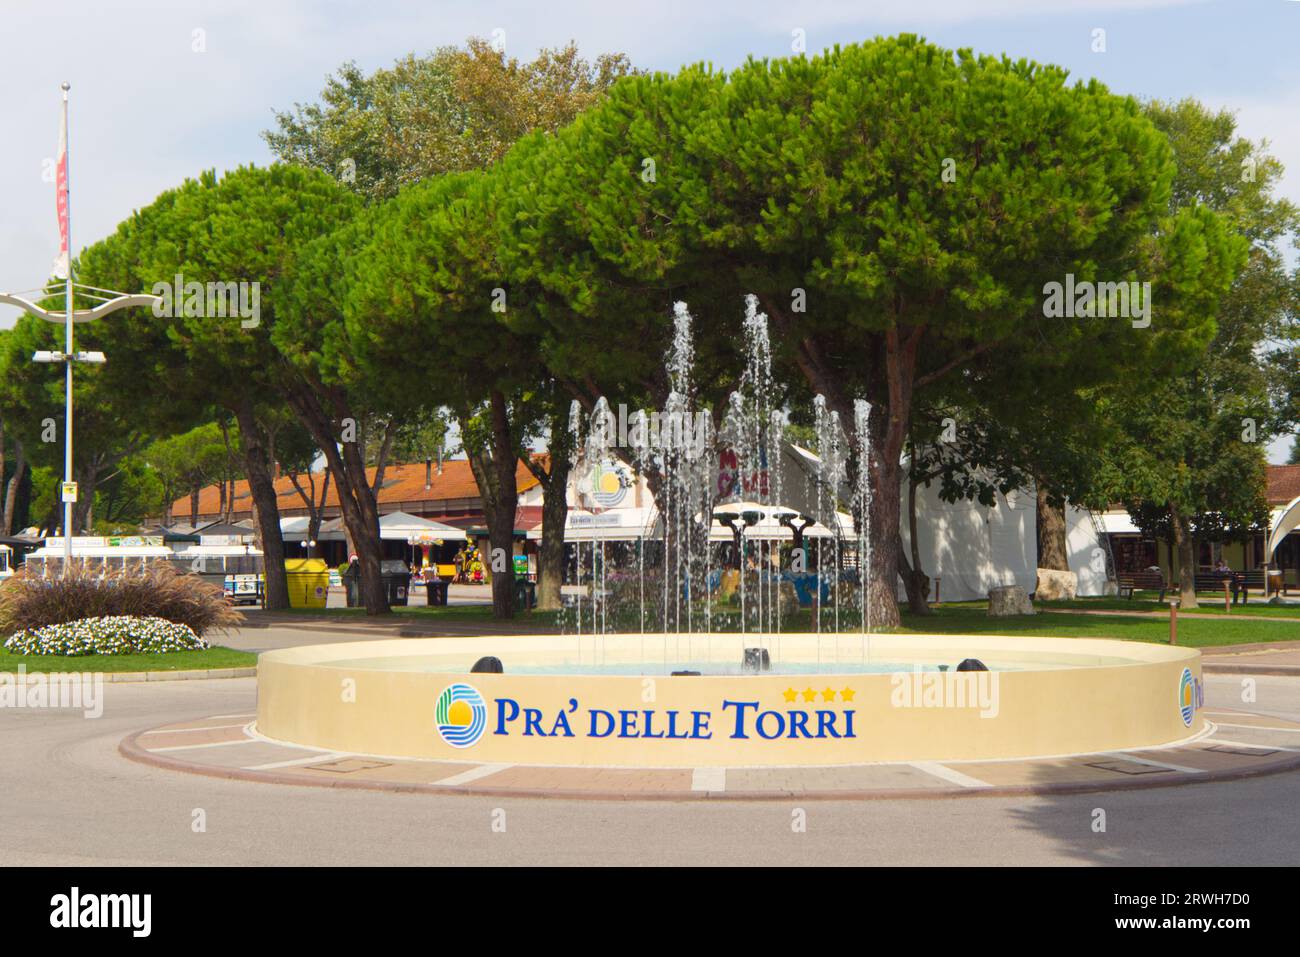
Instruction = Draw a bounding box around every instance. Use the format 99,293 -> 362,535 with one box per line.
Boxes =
1192,570 -> 1287,602
1116,570 -> 1166,601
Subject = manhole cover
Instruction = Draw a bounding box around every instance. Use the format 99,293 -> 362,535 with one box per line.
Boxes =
1204,745 -> 1279,757
1083,761 -> 1173,776
306,758 -> 392,773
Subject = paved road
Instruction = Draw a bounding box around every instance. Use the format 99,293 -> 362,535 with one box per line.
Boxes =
2,672 -> 1297,866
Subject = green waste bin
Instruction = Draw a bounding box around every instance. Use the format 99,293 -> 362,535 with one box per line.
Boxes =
342,561 -> 410,607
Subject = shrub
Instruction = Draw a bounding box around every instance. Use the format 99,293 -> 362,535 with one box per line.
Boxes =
4,616 -> 207,656
0,564 -> 243,638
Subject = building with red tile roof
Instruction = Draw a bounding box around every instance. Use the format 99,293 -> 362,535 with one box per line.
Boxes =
169,458 -> 543,531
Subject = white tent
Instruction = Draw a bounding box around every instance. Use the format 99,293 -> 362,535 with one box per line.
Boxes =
378,511 -> 467,542
28,536 -> 176,572
529,503 -> 854,544
899,480 -> 1037,603
527,507 -> 658,542
280,516 -> 346,543
1267,496 -> 1300,562
315,512 -> 466,542
706,502 -> 852,542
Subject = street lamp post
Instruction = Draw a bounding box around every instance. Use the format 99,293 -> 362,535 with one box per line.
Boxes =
0,83 -> 160,575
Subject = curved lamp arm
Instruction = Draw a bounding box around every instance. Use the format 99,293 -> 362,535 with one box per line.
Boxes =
0,292 -> 160,324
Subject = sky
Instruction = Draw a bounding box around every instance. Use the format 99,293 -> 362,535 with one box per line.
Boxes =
1,0 -> 1297,457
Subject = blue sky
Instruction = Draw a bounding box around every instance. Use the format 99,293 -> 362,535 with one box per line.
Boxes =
1,0 -> 1297,455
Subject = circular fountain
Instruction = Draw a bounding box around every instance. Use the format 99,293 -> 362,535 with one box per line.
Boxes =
256,633 -> 1205,767
257,296 -> 1205,772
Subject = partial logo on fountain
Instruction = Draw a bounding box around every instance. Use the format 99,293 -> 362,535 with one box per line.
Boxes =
582,459 -> 630,508
1178,667 -> 1202,727
889,666 -> 1000,718
435,682 -> 488,748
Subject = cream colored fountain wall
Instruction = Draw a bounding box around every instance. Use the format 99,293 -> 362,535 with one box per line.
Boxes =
255,634 -> 1205,767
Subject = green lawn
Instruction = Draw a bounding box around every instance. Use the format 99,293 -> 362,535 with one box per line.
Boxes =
0,646 -> 257,674
938,595 -> 1300,619
892,605 -> 1296,647
258,604 -> 530,623
1036,596 -> 1300,618
255,598 -> 1300,649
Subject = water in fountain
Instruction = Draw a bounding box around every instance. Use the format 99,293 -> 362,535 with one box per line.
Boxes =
854,398 -> 873,645
558,295 -> 876,671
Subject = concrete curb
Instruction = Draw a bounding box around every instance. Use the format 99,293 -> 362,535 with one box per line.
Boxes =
118,725 -> 1300,803
0,667 -> 259,682
1202,663 -> 1300,677
120,667 -> 256,682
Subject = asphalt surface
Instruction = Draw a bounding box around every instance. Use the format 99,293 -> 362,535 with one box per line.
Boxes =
2,668 -> 1297,866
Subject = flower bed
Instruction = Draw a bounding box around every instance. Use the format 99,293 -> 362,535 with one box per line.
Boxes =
4,615 -> 208,656
0,565 -> 242,638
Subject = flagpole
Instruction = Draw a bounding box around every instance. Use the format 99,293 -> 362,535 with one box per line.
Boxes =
61,81 -> 73,575
6,85 -> 156,570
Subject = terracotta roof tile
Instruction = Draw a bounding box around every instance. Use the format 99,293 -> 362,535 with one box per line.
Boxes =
172,458 -> 541,522
1267,464 -> 1300,505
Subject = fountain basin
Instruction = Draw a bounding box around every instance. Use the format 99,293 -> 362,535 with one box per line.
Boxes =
255,634 -> 1205,767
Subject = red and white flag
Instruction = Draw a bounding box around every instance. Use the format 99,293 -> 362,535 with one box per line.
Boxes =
53,92 -> 69,279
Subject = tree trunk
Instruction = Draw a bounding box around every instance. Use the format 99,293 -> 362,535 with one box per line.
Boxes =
1036,483 -> 1070,571
190,487 -> 201,527
526,403 -> 574,612
489,391 -> 520,619
533,452 -> 571,612
309,472 -> 329,557
283,384 -> 389,615
323,437 -> 387,615
895,533 -> 928,615
3,440 -> 27,536
72,463 -> 98,534
0,422 -> 6,531
1171,504 -> 1198,609
900,458 -> 932,614
857,327 -> 922,631
234,399 -> 291,610
218,419 -> 235,523
462,390 -> 519,620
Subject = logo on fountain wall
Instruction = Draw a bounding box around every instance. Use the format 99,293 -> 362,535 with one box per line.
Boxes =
435,683 -> 488,748
1178,667 -> 1202,727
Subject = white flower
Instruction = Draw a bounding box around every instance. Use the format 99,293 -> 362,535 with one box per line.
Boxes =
3,615 -> 207,656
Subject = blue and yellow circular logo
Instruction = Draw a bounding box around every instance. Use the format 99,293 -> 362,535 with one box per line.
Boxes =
1178,667 -> 1195,727
589,460 -> 628,508
435,683 -> 487,749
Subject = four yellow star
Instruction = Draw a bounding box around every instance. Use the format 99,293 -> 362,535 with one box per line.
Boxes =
780,687 -> 857,706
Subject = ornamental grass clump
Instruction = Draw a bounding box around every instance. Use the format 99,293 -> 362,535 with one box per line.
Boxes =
4,615 -> 206,656
0,563 -> 243,639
